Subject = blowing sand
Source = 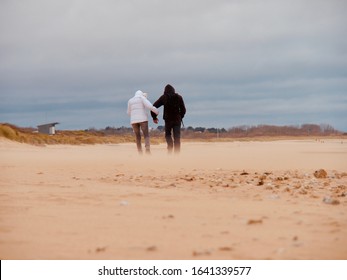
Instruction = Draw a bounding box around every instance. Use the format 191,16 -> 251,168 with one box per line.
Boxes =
0,139 -> 346,260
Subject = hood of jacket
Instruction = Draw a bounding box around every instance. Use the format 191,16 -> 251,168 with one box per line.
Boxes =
164,84 -> 175,97
135,90 -> 143,97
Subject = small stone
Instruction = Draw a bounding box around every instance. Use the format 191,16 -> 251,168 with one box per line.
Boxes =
192,250 -> 211,257
120,200 -> 129,206
257,179 -> 264,186
146,246 -> 157,252
268,194 -> 280,200
314,169 -> 327,179
322,197 -> 340,205
247,219 -> 263,225
299,189 -> 308,195
183,176 -> 194,181
219,247 -> 233,251
95,246 -> 106,253
163,214 -> 175,219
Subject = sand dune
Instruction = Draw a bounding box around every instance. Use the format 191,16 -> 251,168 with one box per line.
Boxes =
0,139 -> 346,259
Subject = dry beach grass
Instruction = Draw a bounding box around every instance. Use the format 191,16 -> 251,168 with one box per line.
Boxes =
0,138 -> 346,259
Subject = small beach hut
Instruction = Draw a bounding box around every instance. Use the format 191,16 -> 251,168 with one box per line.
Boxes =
37,122 -> 59,135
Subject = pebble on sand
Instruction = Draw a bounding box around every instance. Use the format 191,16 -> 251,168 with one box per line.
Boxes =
314,169 -> 328,179
322,196 -> 340,205
247,219 -> 263,225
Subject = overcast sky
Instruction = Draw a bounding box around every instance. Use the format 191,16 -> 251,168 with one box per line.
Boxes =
1,0 -> 346,131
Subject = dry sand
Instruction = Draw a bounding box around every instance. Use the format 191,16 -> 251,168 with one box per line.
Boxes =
0,139 -> 346,260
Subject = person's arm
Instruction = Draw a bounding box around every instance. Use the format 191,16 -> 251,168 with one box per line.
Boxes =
142,96 -> 159,115
179,96 -> 186,119
151,96 -> 164,120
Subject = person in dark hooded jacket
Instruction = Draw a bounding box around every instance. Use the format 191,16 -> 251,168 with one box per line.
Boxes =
151,84 -> 186,153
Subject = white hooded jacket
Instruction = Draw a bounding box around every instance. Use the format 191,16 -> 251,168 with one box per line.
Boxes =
127,90 -> 159,124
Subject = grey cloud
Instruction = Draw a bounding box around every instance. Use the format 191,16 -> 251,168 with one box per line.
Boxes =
1,0 -> 346,131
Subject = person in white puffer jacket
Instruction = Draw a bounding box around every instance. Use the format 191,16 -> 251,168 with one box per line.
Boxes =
127,90 -> 159,154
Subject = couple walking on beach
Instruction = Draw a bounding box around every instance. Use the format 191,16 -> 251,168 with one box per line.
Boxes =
127,84 -> 186,154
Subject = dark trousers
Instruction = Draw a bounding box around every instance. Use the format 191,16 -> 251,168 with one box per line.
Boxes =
132,121 -> 150,154
165,121 -> 181,153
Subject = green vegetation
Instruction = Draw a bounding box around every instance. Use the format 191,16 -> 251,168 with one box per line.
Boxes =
0,123 -> 140,145
0,123 -> 345,146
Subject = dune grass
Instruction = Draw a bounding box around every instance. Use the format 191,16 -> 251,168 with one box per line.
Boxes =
1,123 -> 345,146
0,123 -> 143,145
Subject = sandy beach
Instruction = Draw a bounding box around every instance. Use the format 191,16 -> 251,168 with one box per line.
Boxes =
0,139 -> 346,260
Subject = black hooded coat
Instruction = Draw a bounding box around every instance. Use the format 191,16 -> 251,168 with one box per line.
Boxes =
151,84 -> 186,124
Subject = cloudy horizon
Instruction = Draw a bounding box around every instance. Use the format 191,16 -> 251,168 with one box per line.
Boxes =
1,0 -> 346,131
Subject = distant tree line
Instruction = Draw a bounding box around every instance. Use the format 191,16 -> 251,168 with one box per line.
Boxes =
95,123 -> 342,138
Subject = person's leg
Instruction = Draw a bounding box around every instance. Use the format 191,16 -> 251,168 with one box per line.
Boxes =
132,123 -> 142,154
172,123 -> 181,153
140,121 -> 150,154
165,122 -> 174,153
